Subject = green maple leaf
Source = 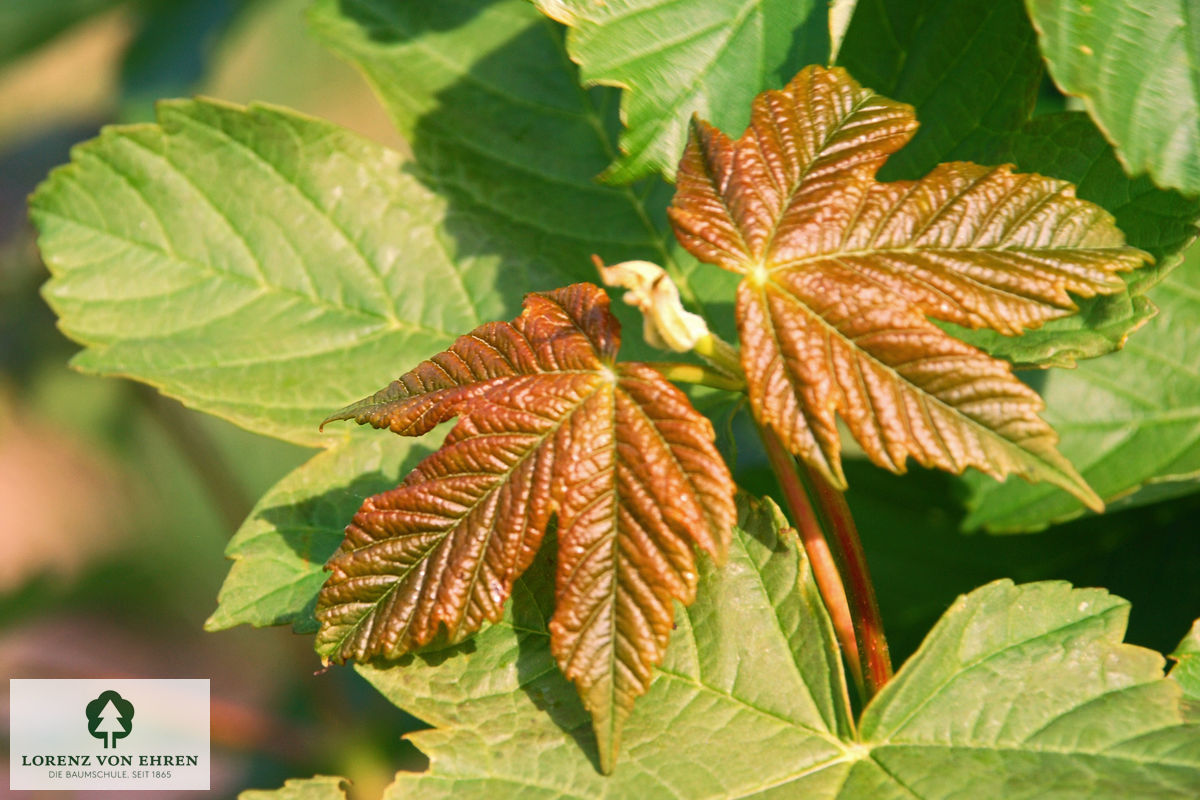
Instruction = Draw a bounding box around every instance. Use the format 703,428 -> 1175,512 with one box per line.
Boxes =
1027,0 -> 1200,196
357,494 -> 1200,797
532,0 -> 829,182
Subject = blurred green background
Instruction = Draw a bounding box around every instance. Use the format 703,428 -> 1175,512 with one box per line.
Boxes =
0,1 -> 419,797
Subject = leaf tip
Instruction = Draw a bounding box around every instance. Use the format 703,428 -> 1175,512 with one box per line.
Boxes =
319,397 -> 373,432
1042,456 -> 1105,514
592,713 -> 624,776
804,443 -> 848,491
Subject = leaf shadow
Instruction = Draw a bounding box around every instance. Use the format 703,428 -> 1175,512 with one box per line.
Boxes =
332,0 -> 680,346
334,0 -> 489,40
1014,367 -> 1048,394
387,636 -> 478,668
360,525 -> 603,770
258,463 -> 401,560
255,462 -> 411,631
509,528 -> 602,772
739,494 -> 792,555
268,451 -> 604,768
774,0 -> 832,96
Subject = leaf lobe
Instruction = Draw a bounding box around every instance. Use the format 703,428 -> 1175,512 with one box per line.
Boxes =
315,283 -> 736,773
670,65 -> 1150,507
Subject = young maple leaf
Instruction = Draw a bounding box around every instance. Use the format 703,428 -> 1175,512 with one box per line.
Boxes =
669,65 -> 1150,509
315,283 -> 736,773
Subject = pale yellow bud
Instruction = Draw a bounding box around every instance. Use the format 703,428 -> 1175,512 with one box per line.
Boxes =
594,258 -> 709,353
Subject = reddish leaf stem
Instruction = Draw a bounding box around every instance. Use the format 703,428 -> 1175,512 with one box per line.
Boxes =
799,461 -> 893,696
758,423 -> 863,700
758,424 -> 892,703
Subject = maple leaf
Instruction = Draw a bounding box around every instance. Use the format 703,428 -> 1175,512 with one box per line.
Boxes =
314,283 -> 736,773
669,64 -> 1151,509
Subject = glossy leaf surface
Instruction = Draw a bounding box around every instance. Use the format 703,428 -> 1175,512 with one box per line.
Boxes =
1027,0 -> 1200,195
854,581 -> 1200,798
964,253 -> 1200,531
362,500 -> 1200,797
315,284 -> 736,772
837,0 -> 1200,368
30,100 -> 480,446
532,0 -> 829,182
670,65 -> 1149,507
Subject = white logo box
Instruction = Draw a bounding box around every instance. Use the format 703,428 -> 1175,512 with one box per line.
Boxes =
10,679 -> 209,791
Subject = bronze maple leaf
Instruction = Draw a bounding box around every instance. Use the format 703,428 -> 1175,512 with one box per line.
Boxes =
669,65 -> 1150,508
315,283 -> 736,773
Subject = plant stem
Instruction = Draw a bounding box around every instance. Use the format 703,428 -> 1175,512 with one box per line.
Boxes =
758,423 -> 864,700
798,460 -> 893,697
643,361 -> 746,392
758,424 -> 892,703
691,332 -> 743,378
675,324 -> 893,698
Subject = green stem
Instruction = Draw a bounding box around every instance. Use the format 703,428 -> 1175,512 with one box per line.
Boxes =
691,332 -> 743,378
643,361 -> 746,392
758,424 -> 892,704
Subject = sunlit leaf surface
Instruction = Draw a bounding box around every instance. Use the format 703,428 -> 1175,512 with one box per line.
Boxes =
533,0 -> 829,182
316,284 -> 736,772
670,65 -> 1149,508
367,505 -> 1200,797
1028,0 -> 1200,195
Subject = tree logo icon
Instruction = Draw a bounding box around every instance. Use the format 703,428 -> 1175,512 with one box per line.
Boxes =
85,690 -> 134,749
